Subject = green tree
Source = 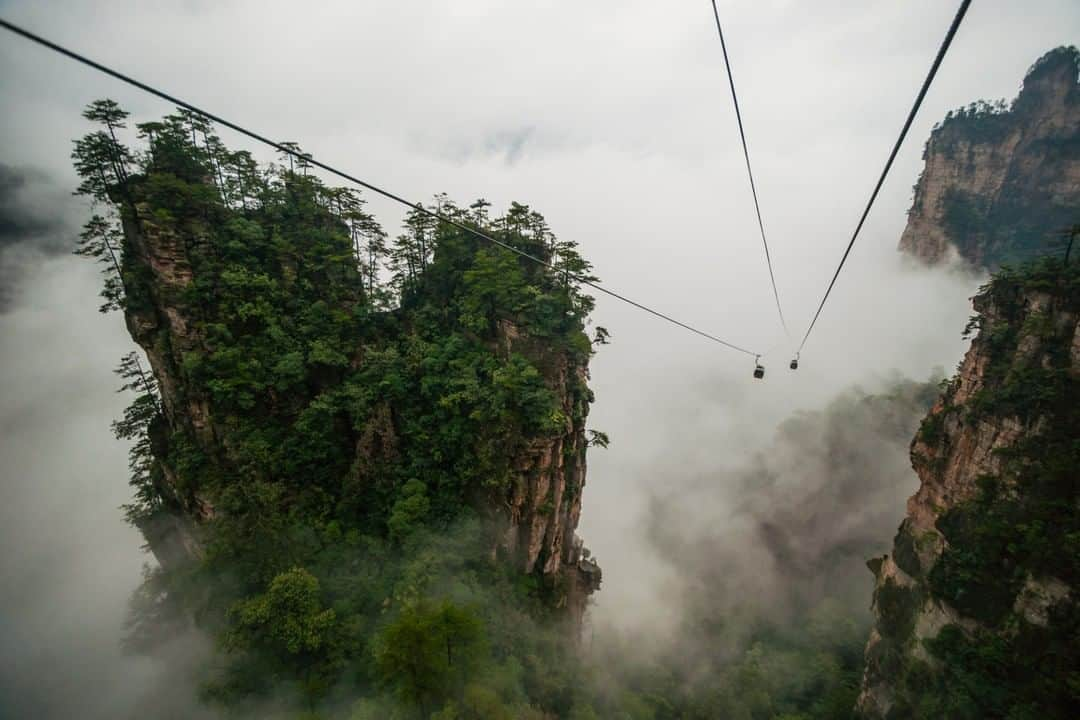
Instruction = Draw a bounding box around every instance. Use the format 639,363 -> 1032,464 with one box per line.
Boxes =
74,214 -> 126,312
374,599 -> 486,715
228,567 -> 337,655
387,479 -> 432,544
226,567 -> 341,703
81,99 -> 132,186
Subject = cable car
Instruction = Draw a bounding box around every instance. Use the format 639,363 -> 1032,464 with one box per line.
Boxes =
790,354 -> 799,371
753,356 -> 765,379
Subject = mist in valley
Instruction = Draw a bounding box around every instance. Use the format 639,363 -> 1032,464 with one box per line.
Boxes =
1,0 -> 1077,716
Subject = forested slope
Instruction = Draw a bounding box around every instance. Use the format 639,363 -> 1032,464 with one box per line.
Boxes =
859,258 -> 1079,718
74,101 -> 603,717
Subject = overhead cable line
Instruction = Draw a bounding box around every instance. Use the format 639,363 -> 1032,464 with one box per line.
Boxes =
797,0 -> 973,354
708,0 -> 789,339
0,17 -> 761,358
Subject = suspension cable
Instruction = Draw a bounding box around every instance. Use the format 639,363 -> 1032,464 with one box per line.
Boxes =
708,0 -> 789,339
797,0 -> 973,354
0,16 -> 762,357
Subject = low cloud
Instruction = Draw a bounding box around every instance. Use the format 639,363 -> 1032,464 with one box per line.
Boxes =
0,250 -> 216,718
0,163 -> 79,311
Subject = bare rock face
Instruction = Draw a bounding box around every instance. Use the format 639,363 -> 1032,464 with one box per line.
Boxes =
856,267 -> 1079,718
121,203 -> 220,538
898,47 -> 1079,269
119,196 -> 599,625
494,319 -> 601,622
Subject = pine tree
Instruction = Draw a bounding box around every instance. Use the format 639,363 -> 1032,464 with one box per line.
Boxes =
226,150 -> 261,211
74,213 -> 126,312
81,99 -> 132,185
389,204 -> 437,294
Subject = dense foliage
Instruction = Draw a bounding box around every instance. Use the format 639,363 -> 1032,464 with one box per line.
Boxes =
74,100 -> 605,718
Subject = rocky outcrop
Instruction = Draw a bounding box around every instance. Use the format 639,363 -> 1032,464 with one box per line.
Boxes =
118,191 -> 599,624
857,262 -> 1079,718
495,319 -> 602,621
898,47 -> 1079,268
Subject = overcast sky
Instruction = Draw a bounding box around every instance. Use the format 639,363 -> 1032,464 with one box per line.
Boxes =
1,0 -> 1076,361
1,0 -> 1078,715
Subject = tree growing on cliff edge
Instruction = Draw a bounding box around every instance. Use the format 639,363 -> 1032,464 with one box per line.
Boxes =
73,99 -> 132,199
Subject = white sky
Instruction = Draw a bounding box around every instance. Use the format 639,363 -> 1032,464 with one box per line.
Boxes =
1,0 -> 1075,363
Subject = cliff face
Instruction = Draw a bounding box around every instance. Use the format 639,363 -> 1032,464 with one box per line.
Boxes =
118,181 -> 600,624
857,261 -> 1079,718
898,47 -> 1079,269
497,321 -> 602,623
